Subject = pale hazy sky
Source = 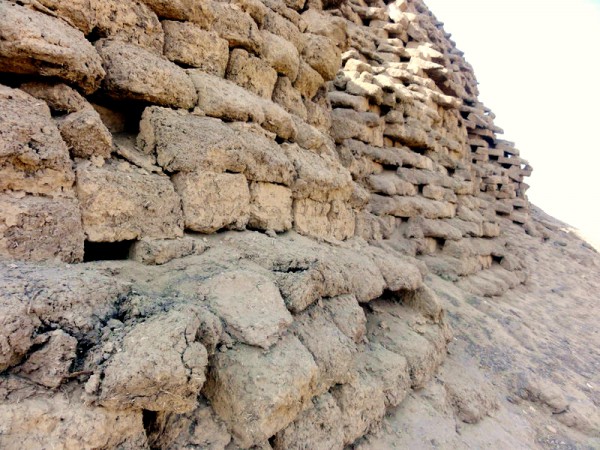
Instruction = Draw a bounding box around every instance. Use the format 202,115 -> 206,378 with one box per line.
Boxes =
425,0 -> 600,247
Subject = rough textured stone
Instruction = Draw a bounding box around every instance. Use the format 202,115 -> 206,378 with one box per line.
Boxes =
129,237 -> 204,265
0,2 -> 105,94
56,108 -> 113,159
139,0 -> 214,25
291,116 -> 330,152
0,302 -> 40,373
0,194 -> 84,263
0,85 -> 74,196
147,398 -> 232,449
367,246 -> 424,291
292,305 -> 357,393
368,172 -> 418,196
248,182 -> 293,232
262,101 -> 299,141
301,33 -> 341,81
331,108 -> 384,146
289,197 -> 354,240
0,260 -> 130,343
163,21 -> 229,76
367,299 -> 448,389
14,330 -> 77,389
98,308 -> 208,413
274,393 -> 344,450
284,144 -> 353,202
172,171 -> 250,233
76,160 -> 183,241
200,270 -> 293,348
328,200 -> 356,240
0,394 -> 147,450
96,39 -> 197,109
369,195 -> 456,219
189,70 -> 266,123
211,2 -> 262,53
261,31 -> 300,80
273,76 -> 308,119
329,91 -> 370,112
0,0 -> 541,447
357,343 -> 410,408
138,107 -> 295,184
227,49 -> 278,99
302,9 -> 348,48
19,82 -> 87,114
205,335 -> 318,448
402,285 -> 444,323
37,0 -> 164,52
332,372 -> 387,445
95,0 -> 164,51
262,10 -> 303,51
323,294 -> 367,343
294,60 -> 325,99
293,198 -> 331,238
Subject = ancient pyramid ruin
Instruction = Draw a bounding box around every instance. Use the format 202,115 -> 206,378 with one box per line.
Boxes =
1,0 -> 575,448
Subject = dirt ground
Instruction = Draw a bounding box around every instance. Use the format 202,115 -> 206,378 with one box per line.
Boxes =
357,206 -> 600,449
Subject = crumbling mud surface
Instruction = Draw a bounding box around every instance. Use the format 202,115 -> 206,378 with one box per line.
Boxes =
0,0 -> 597,448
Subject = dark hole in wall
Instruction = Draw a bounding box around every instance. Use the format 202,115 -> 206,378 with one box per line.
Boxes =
379,104 -> 392,116
86,96 -> 147,134
86,26 -> 103,43
142,409 -> 158,431
434,237 -> 446,250
492,255 -> 504,264
142,409 -> 161,449
83,240 -> 135,262
322,0 -> 347,9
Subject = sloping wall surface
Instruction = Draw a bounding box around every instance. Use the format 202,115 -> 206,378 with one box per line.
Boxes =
0,0 -> 535,448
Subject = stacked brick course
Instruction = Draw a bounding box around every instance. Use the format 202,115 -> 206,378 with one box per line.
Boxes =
0,0 -> 535,448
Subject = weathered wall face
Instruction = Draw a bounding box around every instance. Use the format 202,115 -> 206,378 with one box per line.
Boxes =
0,0 -> 530,264
0,0 -> 535,448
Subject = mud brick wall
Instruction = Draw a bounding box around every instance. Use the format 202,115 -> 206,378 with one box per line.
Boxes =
0,0 -> 534,448
0,0 -> 530,266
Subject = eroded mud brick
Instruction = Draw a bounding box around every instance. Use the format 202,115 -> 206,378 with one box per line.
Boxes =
76,160 -> 184,241
163,21 -> 229,76
0,194 -> 84,263
205,335 -> 318,447
199,270 -> 293,349
0,2 -> 105,93
96,39 -> 197,109
172,171 -> 250,233
226,49 -> 278,99
248,182 -> 294,232
0,85 -> 75,196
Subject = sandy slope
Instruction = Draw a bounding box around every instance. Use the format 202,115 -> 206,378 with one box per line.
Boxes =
358,206 -> 600,449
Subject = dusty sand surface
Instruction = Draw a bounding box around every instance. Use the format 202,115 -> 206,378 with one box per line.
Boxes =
358,206 -> 600,449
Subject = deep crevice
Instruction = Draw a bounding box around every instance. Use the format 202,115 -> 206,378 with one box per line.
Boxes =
83,240 -> 135,262
142,409 -> 160,449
